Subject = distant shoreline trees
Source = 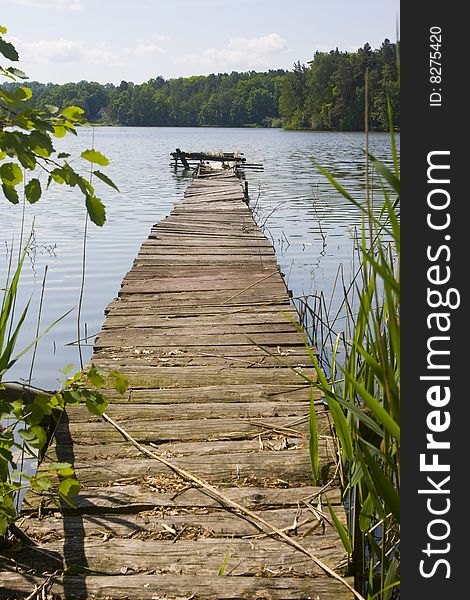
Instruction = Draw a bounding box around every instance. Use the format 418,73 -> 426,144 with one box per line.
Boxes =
3,40 -> 399,131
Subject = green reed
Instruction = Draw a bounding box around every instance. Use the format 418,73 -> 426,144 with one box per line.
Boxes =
307,116 -> 400,598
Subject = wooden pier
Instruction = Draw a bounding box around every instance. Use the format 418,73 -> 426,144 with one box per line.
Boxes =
1,165 -> 353,599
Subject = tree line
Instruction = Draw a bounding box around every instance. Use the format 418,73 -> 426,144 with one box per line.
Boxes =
6,40 -> 399,130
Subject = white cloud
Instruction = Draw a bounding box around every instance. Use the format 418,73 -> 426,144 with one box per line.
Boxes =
198,33 -> 288,69
13,0 -> 84,10
133,40 -> 165,57
12,37 -> 120,66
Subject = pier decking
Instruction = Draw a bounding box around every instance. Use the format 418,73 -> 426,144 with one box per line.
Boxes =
2,167 -> 353,599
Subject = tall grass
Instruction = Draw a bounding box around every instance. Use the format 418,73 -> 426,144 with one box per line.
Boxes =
308,119 -> 400,598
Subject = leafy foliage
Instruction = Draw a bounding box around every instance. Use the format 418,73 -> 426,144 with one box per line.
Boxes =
1,40 -> 399,131
309,127 -> 400,597
280,41 -> 400,130
0,364 -> 128,534
0,26 -> 126,537
0,25 -> 117,224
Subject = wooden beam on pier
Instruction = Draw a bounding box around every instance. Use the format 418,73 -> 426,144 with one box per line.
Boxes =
175,147 -> 190,170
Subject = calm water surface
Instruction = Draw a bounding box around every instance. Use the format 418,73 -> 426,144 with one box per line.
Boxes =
0,127 -> 399,388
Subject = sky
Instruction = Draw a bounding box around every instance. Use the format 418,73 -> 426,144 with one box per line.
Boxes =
3,0 -> 400,84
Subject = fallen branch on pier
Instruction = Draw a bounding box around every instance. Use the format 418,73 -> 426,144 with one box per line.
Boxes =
101,411 -> 364,600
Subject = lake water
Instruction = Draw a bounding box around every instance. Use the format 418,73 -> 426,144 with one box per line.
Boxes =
0,127 -> 399,389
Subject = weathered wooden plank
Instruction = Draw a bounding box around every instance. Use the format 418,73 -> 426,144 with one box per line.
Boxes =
130,257 -> 279,267
20,505 -> 341,541
104,303 -> 294,316
5,536 -> 346,576
92,353 -> 313,369
82,366 -> 316,387
137,245 -> 275,255
168,214 -> 257,224
150,230 -> 266,241
65,401 -> 311,422
37,451 -> 319,486
24,484 -> 338,513
109,290 -> 288,306
145,237 -> 266,246
152,227 -> 261,238
93,344 -> 311,358
156,218 -> 257,230
94,332 -> 304,349
48,437 -> 333,469
47,437 -> 310,461
119,277 -> 286,294
99,326 -> 300,342
54,416 -> 318,444
101,310 -> 299,328
93,384 -> 321,404
56,457 -> 315,488
0,573 -> 354,599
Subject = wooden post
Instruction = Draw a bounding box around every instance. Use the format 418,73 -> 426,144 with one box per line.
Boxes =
176,148 -> 190,170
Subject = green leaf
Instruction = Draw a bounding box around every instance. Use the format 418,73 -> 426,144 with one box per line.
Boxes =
48,462 -> 73,471
60,363 -> 76,378
61,106 -> 85,121
29,131 -> 54,158
93,170 -> 119,192
30,476 -> 51,491
81,149 -> 110,166
360,442 -> 400,521
48,462 -> 75,477
58,477 -> 80,499
45,104 -> 59,114
25,178 -> 42,204
6,67 -> 28,79
31,425 -> 48,449
85,194 -> 106,226
18,426 -> 39,444
0,37 -> 19,61
311,355 -> 354,461
0,401 -> 14,417
0,25 -> 7,35
76,175 -> 94,196
53,126 -> 67,138
57,152 -> 71,159
325,496 -> 352,554
344,372 -> 400,442
362,251 -> 400,295
0,516 -> 9,536
308,386 -> 319,485
110,370 -> 128,395
1,183 -> 19,204
382,558 -> 400,600
84,391 -> 108,416
217,539 -> 233,575
371,157 -> 400,195
359,492 -> 375,532
17,86 -> 32,101
0,162 -> 23,186
61,390 -> 82,406
0,89 -> 16,104
49,169 -> 65,185
87,364 -> 106,389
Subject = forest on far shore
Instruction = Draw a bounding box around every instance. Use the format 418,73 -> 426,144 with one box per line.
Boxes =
5,39 -> 399,131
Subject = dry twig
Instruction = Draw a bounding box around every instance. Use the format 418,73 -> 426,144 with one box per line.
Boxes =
101,412 -> 364,600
